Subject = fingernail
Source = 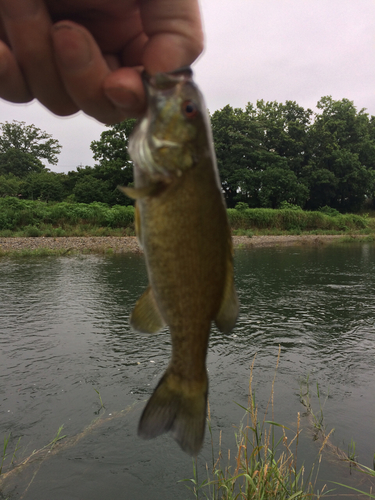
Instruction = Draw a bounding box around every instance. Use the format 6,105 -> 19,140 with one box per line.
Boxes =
52,24 -> 92,70
105,86 -> 144,115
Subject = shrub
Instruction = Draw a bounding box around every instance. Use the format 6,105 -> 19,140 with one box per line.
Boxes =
23,225 -> 41,237
319,205 -> 340,217
279,201 -> 303,210
234,202 -> 249,211
227,207 -> 370,232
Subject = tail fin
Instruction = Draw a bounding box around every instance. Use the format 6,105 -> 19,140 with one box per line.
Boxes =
138,369 -> 208,456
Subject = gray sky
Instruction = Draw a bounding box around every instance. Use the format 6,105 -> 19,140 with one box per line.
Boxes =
0,0 -> 374,173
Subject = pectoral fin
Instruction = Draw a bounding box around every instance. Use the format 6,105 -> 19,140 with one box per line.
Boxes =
118,182 -> 167,200
215,259 -> 239,334
131,286 -> 165,333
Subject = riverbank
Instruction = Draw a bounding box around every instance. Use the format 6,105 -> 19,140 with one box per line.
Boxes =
0,234 -> 369,256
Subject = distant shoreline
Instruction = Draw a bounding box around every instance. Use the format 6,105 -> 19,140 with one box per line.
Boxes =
0,234 -> 366,256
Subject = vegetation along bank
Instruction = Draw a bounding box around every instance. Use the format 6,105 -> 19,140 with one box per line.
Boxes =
0,197 -> 374,234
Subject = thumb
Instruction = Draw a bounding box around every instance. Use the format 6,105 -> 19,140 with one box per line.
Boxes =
139,0 -> 204,74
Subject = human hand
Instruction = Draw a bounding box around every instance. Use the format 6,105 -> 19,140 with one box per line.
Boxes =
0,0 -> 204,123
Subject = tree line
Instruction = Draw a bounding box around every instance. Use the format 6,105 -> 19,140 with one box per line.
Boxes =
212,96 -> 375,211
0,119 -> 136,206
1,95 -> 375,213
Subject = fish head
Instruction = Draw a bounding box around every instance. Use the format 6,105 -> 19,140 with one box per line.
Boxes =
129,67 -> 211,179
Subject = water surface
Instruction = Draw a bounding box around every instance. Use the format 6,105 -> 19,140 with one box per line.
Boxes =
0,244 -> 374,499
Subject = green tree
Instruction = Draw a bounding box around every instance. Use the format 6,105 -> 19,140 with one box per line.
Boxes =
0,148 -> 45,178
305,97 -> 375,211
89,119 -> 136,205
21,171 -> 65,202
254,99 -> 312,178
0,174 -> 23,197
211,104 -> 261,207
0,121 -> 62,166
212,98 -> 375,212
257,167 -> 309,208
211,103 -> 309,208
90,119 -> 136,166
73,175 -> 111,204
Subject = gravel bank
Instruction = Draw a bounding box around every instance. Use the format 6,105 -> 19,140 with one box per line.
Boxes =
234,234 -> 346,248
0,234 -> 349,254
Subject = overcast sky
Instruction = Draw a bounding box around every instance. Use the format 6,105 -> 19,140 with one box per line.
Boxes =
0,0 -> 374,173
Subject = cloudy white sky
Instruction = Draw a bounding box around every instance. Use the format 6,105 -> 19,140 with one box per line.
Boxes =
0,0 -> 374,173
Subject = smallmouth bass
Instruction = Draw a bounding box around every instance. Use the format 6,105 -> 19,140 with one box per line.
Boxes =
120,67 -> 239,456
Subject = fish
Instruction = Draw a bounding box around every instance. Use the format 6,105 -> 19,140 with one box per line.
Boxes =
119,67 -> 239,456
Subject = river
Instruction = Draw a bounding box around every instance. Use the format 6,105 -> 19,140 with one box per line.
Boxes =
0,244 -> 374,499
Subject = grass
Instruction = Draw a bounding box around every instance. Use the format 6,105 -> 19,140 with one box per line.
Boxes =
299,376 -> 330,440
183,354 -> 375,499
232,229 -> 254,238
347,438 -> 357,463
0,400 -> 139,497
227,207 -> 375,233
0,433 -> 10,475
0,426 -> 66,479
94,387 -> 106,413
339,234 -> 375,243
0,426 -> 66,498
0,247 -> 74,258
48,425 -> 67,451
0,224 -> 135,238
299,375 -> 375,498
0,245 -> 125,258
183,351 -> 328,500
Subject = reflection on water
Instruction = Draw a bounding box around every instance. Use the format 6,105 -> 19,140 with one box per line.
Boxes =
0,244 -> 374,499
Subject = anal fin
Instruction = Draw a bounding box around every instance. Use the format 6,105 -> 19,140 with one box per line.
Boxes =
131,286 -> 165,333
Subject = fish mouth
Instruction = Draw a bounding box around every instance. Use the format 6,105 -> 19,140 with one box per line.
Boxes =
128,67 -> 193,177
143,66 -> 193,92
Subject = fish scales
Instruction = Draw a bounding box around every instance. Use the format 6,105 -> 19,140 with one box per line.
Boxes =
120,67 -> 239,456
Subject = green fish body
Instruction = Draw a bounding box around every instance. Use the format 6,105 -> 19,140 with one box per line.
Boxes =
120,68 -> 239,456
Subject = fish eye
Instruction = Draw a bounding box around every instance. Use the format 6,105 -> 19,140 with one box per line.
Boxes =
182,100 -> 198,118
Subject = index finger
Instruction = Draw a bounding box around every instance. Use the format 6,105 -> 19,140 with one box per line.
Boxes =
0,0 -> 78,115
